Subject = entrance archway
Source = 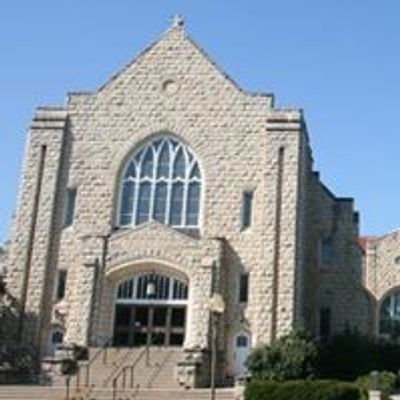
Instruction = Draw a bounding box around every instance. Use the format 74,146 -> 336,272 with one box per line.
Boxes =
113,272 -> 188,347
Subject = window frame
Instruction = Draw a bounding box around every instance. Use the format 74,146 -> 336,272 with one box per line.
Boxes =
63,188 -> 77,228
319,237 -> 335,269
54,269 -> 67,302
379,291 -> 400,337
117,135 -> 202,229
241,191 -> 254,229
115,273 -> 189,306
238,272 -> 249,304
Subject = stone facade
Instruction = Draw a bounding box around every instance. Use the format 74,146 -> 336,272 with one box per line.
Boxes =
0,245 -> 6,277
360,231 -> 400,338
4,18 -> 386,384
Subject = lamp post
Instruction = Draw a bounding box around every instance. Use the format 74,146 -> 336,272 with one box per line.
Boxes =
145,277 -> 156,366
208,293 -> 225,400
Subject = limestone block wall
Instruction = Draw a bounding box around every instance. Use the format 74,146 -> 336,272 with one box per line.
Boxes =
55,23 -> 305,354
5,21 -> 339,366
364,231 -> 400,301
304,174 -> 370,336
6,109 -> 68,349
0,245 -> 6,276
361,231 -> 400,336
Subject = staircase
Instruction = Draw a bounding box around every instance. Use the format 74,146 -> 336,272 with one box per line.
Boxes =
0,386 -> 237,400
52,346 -> 186,398
0,347 -> 238,399
113,347 -> 182,389
54,347 -> 183,389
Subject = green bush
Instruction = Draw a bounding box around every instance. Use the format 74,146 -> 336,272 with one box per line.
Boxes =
245,380 -> 360,400
356,371 -> 398,400
374,341 -> 400,373
246,329 -> 400,383
316,330 -> 400,380
316,331 -> 376,380
246,330 -> 318,380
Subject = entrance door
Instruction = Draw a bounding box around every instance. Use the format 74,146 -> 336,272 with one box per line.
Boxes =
113,304 -> 186,347
233,333 -> 251,375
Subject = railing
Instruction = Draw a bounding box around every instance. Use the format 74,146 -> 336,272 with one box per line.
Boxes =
112,348 -> 146,400
102,345 -> 135,387
73,336 -> 114,391
146,349 -> 174,389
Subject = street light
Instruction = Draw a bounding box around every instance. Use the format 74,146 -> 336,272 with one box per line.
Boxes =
208,293 -> 225,400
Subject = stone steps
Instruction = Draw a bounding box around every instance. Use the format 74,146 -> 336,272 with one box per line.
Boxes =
53,347 -> 183,390
0,386 -> 237,400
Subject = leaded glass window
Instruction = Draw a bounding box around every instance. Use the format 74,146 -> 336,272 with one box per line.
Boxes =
119,136 -> 201,228
116,273 -> 188,304
379,291 -> 400,338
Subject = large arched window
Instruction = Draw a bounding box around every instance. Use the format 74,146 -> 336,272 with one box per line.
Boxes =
116,273 -> 188,304
119,136 -> 201,228
379,290 -> 400,337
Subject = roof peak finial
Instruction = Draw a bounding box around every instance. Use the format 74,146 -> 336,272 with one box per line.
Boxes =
171,14 -> 184,28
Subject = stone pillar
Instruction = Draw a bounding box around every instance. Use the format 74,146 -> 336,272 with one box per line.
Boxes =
179,239 -> 225,388
65,235 -> 104,346
265,114 -> 303,341
6,109 -> 68,349
184,255 -> 216,350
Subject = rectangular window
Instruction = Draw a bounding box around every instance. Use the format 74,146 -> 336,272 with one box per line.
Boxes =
239,273 -> 249,303
319,307 -> 331,341
241,191 -> 253,229
55,270 -> 67,301
320,238 -> 335,267
64,188 -> 77,227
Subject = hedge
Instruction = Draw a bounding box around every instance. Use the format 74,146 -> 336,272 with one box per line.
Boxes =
356,371 -> 398,400
245,380 -> 360,400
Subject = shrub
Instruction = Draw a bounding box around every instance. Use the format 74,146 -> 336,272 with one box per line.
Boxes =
316,330 -> 400,380
356,371 -> 398,400
316,330 -> 376,380
245,380 -> 360,400
246,330 -> 318,380
374,341 -> 400,373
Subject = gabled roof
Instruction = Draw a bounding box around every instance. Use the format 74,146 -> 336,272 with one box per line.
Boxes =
68,16 -> 273,103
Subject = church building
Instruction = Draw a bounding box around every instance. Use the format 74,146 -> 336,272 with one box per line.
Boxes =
5,17 -> 382,386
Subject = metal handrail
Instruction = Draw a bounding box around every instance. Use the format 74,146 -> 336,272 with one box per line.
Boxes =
112,348 -> 146,400
74,336 -> 114,390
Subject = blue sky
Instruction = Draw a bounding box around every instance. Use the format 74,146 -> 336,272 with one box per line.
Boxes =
1,0 -> 400,243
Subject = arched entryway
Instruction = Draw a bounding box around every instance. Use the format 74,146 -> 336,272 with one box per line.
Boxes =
113,272 -> 188,347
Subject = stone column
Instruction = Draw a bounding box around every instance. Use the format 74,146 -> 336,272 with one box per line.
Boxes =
65,235 -> 104,346
184,255 -> 216,350
6,109 -> 68,349
178,245 -> 224,388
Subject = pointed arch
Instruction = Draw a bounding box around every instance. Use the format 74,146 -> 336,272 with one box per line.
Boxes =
118,135 -> 202,228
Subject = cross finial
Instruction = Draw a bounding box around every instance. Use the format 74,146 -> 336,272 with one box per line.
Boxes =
172,14 -> 184,28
